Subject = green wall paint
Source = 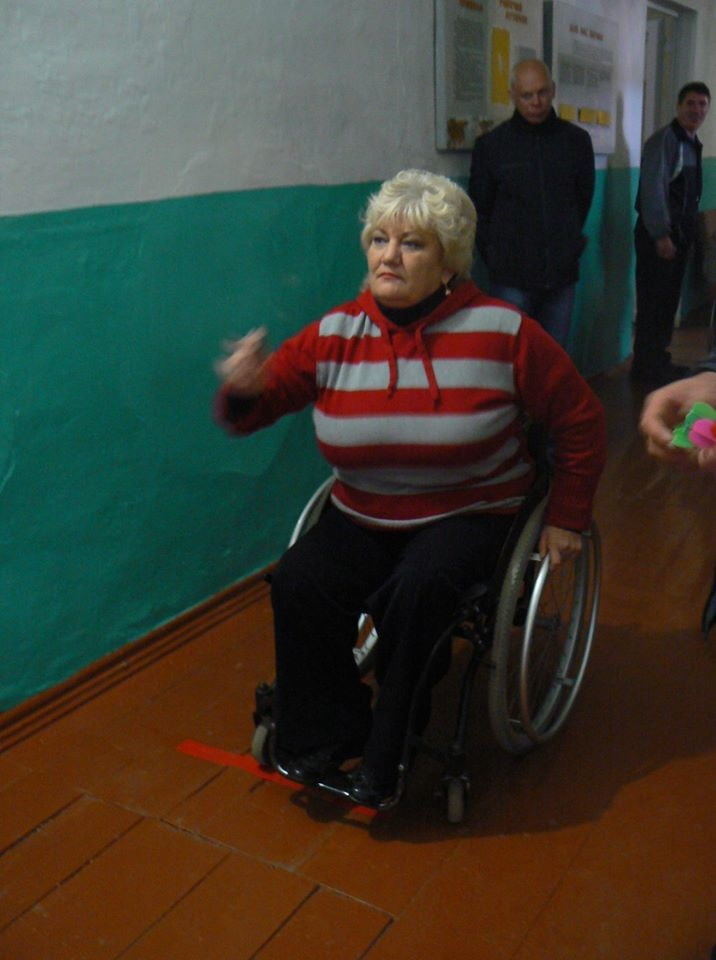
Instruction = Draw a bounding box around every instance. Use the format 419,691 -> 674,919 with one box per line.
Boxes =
1,163 -> 714,710
702,158 -> 716,207
1,184 -> 370,708
571,165 -> 638,377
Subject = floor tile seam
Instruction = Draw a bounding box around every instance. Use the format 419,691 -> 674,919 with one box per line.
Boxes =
242,883 -> 394,958
0,806 -> 145,934
356,916 -> 396,960
114,670 -> 244,726
155,811 -> 328,875
0,758 -> 33,784
111,850 -> 234,959
246,883 -> 321,960
507,830 -> 593,958
156,812 -> 254,853
281,802 -> 343,872
370,834 -> 463,922
160,765 -> 342,869
0,789 -> 86,858
80,781 -> 239,846
291,829 -> 462,928
75,788 -> 205,824
306,882 -> 396,921
161,765 -> 227,816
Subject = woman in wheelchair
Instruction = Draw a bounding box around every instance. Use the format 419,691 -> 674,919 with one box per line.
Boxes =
215,169 -> 606,809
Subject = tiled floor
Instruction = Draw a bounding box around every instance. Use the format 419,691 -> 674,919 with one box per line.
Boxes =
2,333 -> 716,960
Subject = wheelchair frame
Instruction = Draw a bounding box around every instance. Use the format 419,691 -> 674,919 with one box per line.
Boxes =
252,470 -> 601,823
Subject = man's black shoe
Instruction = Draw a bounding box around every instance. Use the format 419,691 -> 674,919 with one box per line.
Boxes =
630,361 -> 690,388
660,361 -> 690,382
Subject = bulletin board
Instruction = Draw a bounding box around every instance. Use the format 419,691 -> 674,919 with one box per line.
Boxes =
544,0 -> 618,154
435,0 -> 541,150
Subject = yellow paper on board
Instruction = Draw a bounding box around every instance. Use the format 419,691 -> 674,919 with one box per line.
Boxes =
559,102 -> 577,121
579,107 -> 598,124
491,28 -> 510,105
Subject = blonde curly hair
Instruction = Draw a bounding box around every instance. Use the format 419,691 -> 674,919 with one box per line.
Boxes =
360,169 -> 476,280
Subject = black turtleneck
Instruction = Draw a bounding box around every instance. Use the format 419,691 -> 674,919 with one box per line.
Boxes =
376,286 -> 446,327
510,106 -> 559,136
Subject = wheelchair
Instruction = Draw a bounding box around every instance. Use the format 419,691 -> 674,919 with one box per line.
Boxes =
251,467 -> 601,823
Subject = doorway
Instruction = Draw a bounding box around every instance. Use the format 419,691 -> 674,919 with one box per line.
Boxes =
642,1 -> 697,143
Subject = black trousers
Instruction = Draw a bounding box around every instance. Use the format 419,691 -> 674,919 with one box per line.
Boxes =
270,503 -> 512,779
633,220 -> 689,374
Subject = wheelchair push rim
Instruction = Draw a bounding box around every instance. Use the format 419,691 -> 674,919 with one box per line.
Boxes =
488,497 -> 601,754
518,527 -> 600,743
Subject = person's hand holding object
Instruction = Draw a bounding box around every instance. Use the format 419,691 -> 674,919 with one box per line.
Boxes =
639,371 -> 716,476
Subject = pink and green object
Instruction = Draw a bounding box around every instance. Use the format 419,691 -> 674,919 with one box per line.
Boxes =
689,418 -> 716,448
671,402 -> 716,449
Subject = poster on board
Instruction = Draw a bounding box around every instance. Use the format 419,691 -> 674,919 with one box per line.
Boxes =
544,0 -> 618,154
435,0 -> 541,150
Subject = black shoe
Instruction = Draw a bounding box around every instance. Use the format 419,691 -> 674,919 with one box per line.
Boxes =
275,742 -> 361,786
347,766 -> 397,808
630,360 -> 690,387
629,364 -> 661,386
661,362 -> 690,382
317,764 -> 398,809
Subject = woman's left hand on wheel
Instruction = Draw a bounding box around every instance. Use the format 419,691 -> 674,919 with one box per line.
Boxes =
539,525 -> 581,569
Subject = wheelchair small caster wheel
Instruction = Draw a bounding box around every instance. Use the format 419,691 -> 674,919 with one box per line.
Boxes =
251,718 -> 276,768
445,777 -> 467,824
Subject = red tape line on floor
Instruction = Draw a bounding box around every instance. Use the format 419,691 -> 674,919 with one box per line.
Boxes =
176,738 -> 379,818
177,739 -> 290,785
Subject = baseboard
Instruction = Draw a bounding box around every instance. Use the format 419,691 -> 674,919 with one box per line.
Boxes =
0,569 -> 272,754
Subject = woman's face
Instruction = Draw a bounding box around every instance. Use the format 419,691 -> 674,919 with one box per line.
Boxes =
366,221 -> 451,308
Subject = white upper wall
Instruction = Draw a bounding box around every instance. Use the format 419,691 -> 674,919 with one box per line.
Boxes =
2,0 -> 465,215
2,0 -> 714,217
578,0 -> 646,168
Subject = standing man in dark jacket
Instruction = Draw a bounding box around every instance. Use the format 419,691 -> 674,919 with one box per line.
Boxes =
631,82 -> 711,387
468,59 -> 595,349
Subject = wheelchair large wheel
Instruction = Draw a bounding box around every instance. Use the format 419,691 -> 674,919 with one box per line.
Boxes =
288,478 -> 334,547
488,498 -> 601,754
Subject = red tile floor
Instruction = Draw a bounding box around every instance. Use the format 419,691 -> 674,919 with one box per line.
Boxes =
1,332 -> 716,960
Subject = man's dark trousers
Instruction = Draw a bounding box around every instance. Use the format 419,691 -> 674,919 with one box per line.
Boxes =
632,219 -> 689,377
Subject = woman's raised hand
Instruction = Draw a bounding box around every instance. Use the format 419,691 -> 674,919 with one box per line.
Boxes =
215,327 -> 269,396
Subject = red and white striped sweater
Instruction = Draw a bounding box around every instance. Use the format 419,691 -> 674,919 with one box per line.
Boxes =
216,281 -> 606,531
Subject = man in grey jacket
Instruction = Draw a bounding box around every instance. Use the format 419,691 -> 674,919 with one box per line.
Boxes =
632,82 -> 710,386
